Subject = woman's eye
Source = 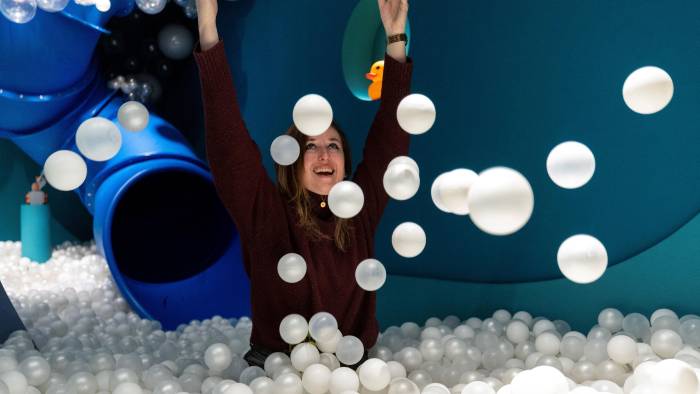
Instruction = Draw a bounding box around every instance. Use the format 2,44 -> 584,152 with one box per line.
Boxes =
329,143 -> 340,150
305,143 -> 316,150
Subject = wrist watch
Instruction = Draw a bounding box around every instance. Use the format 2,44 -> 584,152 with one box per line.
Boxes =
387,33 -> 407,45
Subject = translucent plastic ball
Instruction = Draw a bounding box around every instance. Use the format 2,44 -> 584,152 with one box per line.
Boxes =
335,336 -> 364,366
430,173 -> 452,213
546,141 -> 595,189
461,381 -> 495,394
329,367 -> 359,394
328,181 -> 364,218
75,117 -> 122,161
598,308 -> 624,332
292,94 -> 333,137
391,222 -> 426,258
309,312 -> 338,343
271,135 -> 300,166
506,321 -> 530,344
396,94 -> 436,135
277,253 -> 307,283
36,0 -> 67,12
204,343 -> 232,372
387,377 -> 420,394
301,363 -> 331,394
135,0 -> 166,14
44,150 -> 88,191
279,314 -> 309,345
435,169 -> 478,215
467,167 -> 534,235
383,162 -> 420,200
95,0 -> 110,12
358,359 -> 391,391
679,318 -> 700,347
421,383 -> 450,394
18,356 -> 50,386
535,332 -> 560,356
316,329 -> 342,353
158,24 -> 194,60
274,372 -> 304,394
607,334 -> 637,365
118,101 -> 149,132
113,382 -> 143,394
622,66 -> 673,115
651,308 -> 678,324
557,234 -> 608,284
388,156 -> 419,174
0,0 -> 35,23
355,258 -> 386,291
650,329 -> 683,358
290,343 -> 320,372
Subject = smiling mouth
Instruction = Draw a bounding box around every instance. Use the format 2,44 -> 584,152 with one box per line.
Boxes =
313,168 -> 335,177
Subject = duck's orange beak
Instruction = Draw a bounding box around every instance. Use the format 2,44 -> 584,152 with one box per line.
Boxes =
365,72 -> 376,81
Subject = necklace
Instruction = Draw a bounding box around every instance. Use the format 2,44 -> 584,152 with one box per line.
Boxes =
320,198 -> 327,208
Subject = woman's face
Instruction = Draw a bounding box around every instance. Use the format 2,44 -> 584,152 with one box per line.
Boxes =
300,127 -> 346,195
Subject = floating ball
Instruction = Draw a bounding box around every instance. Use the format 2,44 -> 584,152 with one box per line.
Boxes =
277,253 -> 307,283
622,66 -> 673,114
430,173 -> 452,213
0,0 -> 36,23
396,94 -> 436,135
435,169 -> 478,215
358,359 -> 391,391
557,234 -> 608,284
95,0 -> 110,12
328,181 -> 364,218
391,222 -> 426,258
279,314 -> 308,346
546,141 -> 595,189
158,25 -> 194,60
308,312 -> 338,343
36,0 -> 67,12
118,101 -> 149,132
467,167 -> 534,235
292,94 -> 333,137
43,150 -> 88,191
76,117 -> 122,161
271,135 -> 300,166
383,161 -> 420,201
335,336 -> 364,366
135,0 -> 166,14
355,258 -> 386,291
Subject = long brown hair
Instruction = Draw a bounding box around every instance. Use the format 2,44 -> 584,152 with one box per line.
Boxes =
275,121 -> 354,251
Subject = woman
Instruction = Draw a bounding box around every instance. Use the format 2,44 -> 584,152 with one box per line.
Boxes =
194,0 -> 413,367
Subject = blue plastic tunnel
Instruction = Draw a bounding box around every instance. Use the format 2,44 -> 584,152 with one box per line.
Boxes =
0,0 -> 251,329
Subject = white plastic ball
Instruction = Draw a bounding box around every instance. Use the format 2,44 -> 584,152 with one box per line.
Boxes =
383,161 -> 420,200
328,181 -> 364,218
292,94 -> 333,137
607,335 -> 637,365
204,343 -> 232,372
113,382 -> 143,394
75,117 -> 122,161
0,0 -> 36,23
118,101 -> 149,132
358,359 -> 391,391
158,25 -> 194,60
546,141 -> 595,189
279,314 -> 309,345
506,321 -> 530,344
335,336 -> 364,366
435,169 -> 478,215
430,173 -> 452,213
355,258 -> 386,291
557,234 -> 608,284
290,343 -> 320,372
95,0 -> 110,11
622,66 -> 673,115
308,312 -> 338,343
396,94 -> 436,135
329,367 -> 359,394
274,372 -> 303,394
467,167 -> 534,235
461,381 -> 495,394
650,329 -> 683,359
36,0 -> 67,12
277,253 -> 307,284
43,150 -> 88,191
391,222 -> 426,258
271,135 -> 301,166
135,0 -> 166,14
301,363 -> 331,394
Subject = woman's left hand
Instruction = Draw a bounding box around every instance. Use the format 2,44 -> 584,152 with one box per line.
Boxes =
378,0 -> 408,36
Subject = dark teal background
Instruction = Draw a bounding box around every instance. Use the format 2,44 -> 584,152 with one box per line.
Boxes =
1,0 -> 699,328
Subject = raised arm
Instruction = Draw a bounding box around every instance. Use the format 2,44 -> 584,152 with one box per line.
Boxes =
354,0 -> 413,233
193,0 -> 282,247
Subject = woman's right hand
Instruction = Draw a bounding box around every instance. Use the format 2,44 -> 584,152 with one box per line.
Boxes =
196,0 -> 219,51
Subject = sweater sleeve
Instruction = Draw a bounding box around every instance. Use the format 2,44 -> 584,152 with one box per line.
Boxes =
194,41 -> 284,250
353,54 -> 414,235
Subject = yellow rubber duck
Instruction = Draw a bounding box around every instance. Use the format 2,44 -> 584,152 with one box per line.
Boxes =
366,60 -> 385,101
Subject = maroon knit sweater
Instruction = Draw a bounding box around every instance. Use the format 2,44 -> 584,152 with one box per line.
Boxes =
194,41 -> 413,351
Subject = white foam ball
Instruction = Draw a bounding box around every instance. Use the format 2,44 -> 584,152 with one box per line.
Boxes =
117,101 -> 149,132
75,117 -> 122,161
335,336 -> 364,366
204,344 -> 232,372
622,66 -> 673,115
279,314 -> 309,345
358,359 -> 391,391
467,167 -> 534,235
293,94 -> 333,137
383,162 -> 420,200
391,222 -> 426,258
277,253 -> 307,284
396,94 -> 436,135
270,135 -> 300,166
44,150 -> 88,191
328,181 -> 364,218
436,169 -> 478,215
301,364 -> 331,394
546,141 -> 595,189
557,234 -> 608,284
355,258 -> 386,291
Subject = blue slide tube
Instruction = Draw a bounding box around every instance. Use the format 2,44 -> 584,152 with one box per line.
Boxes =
0,0 -> 251,328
